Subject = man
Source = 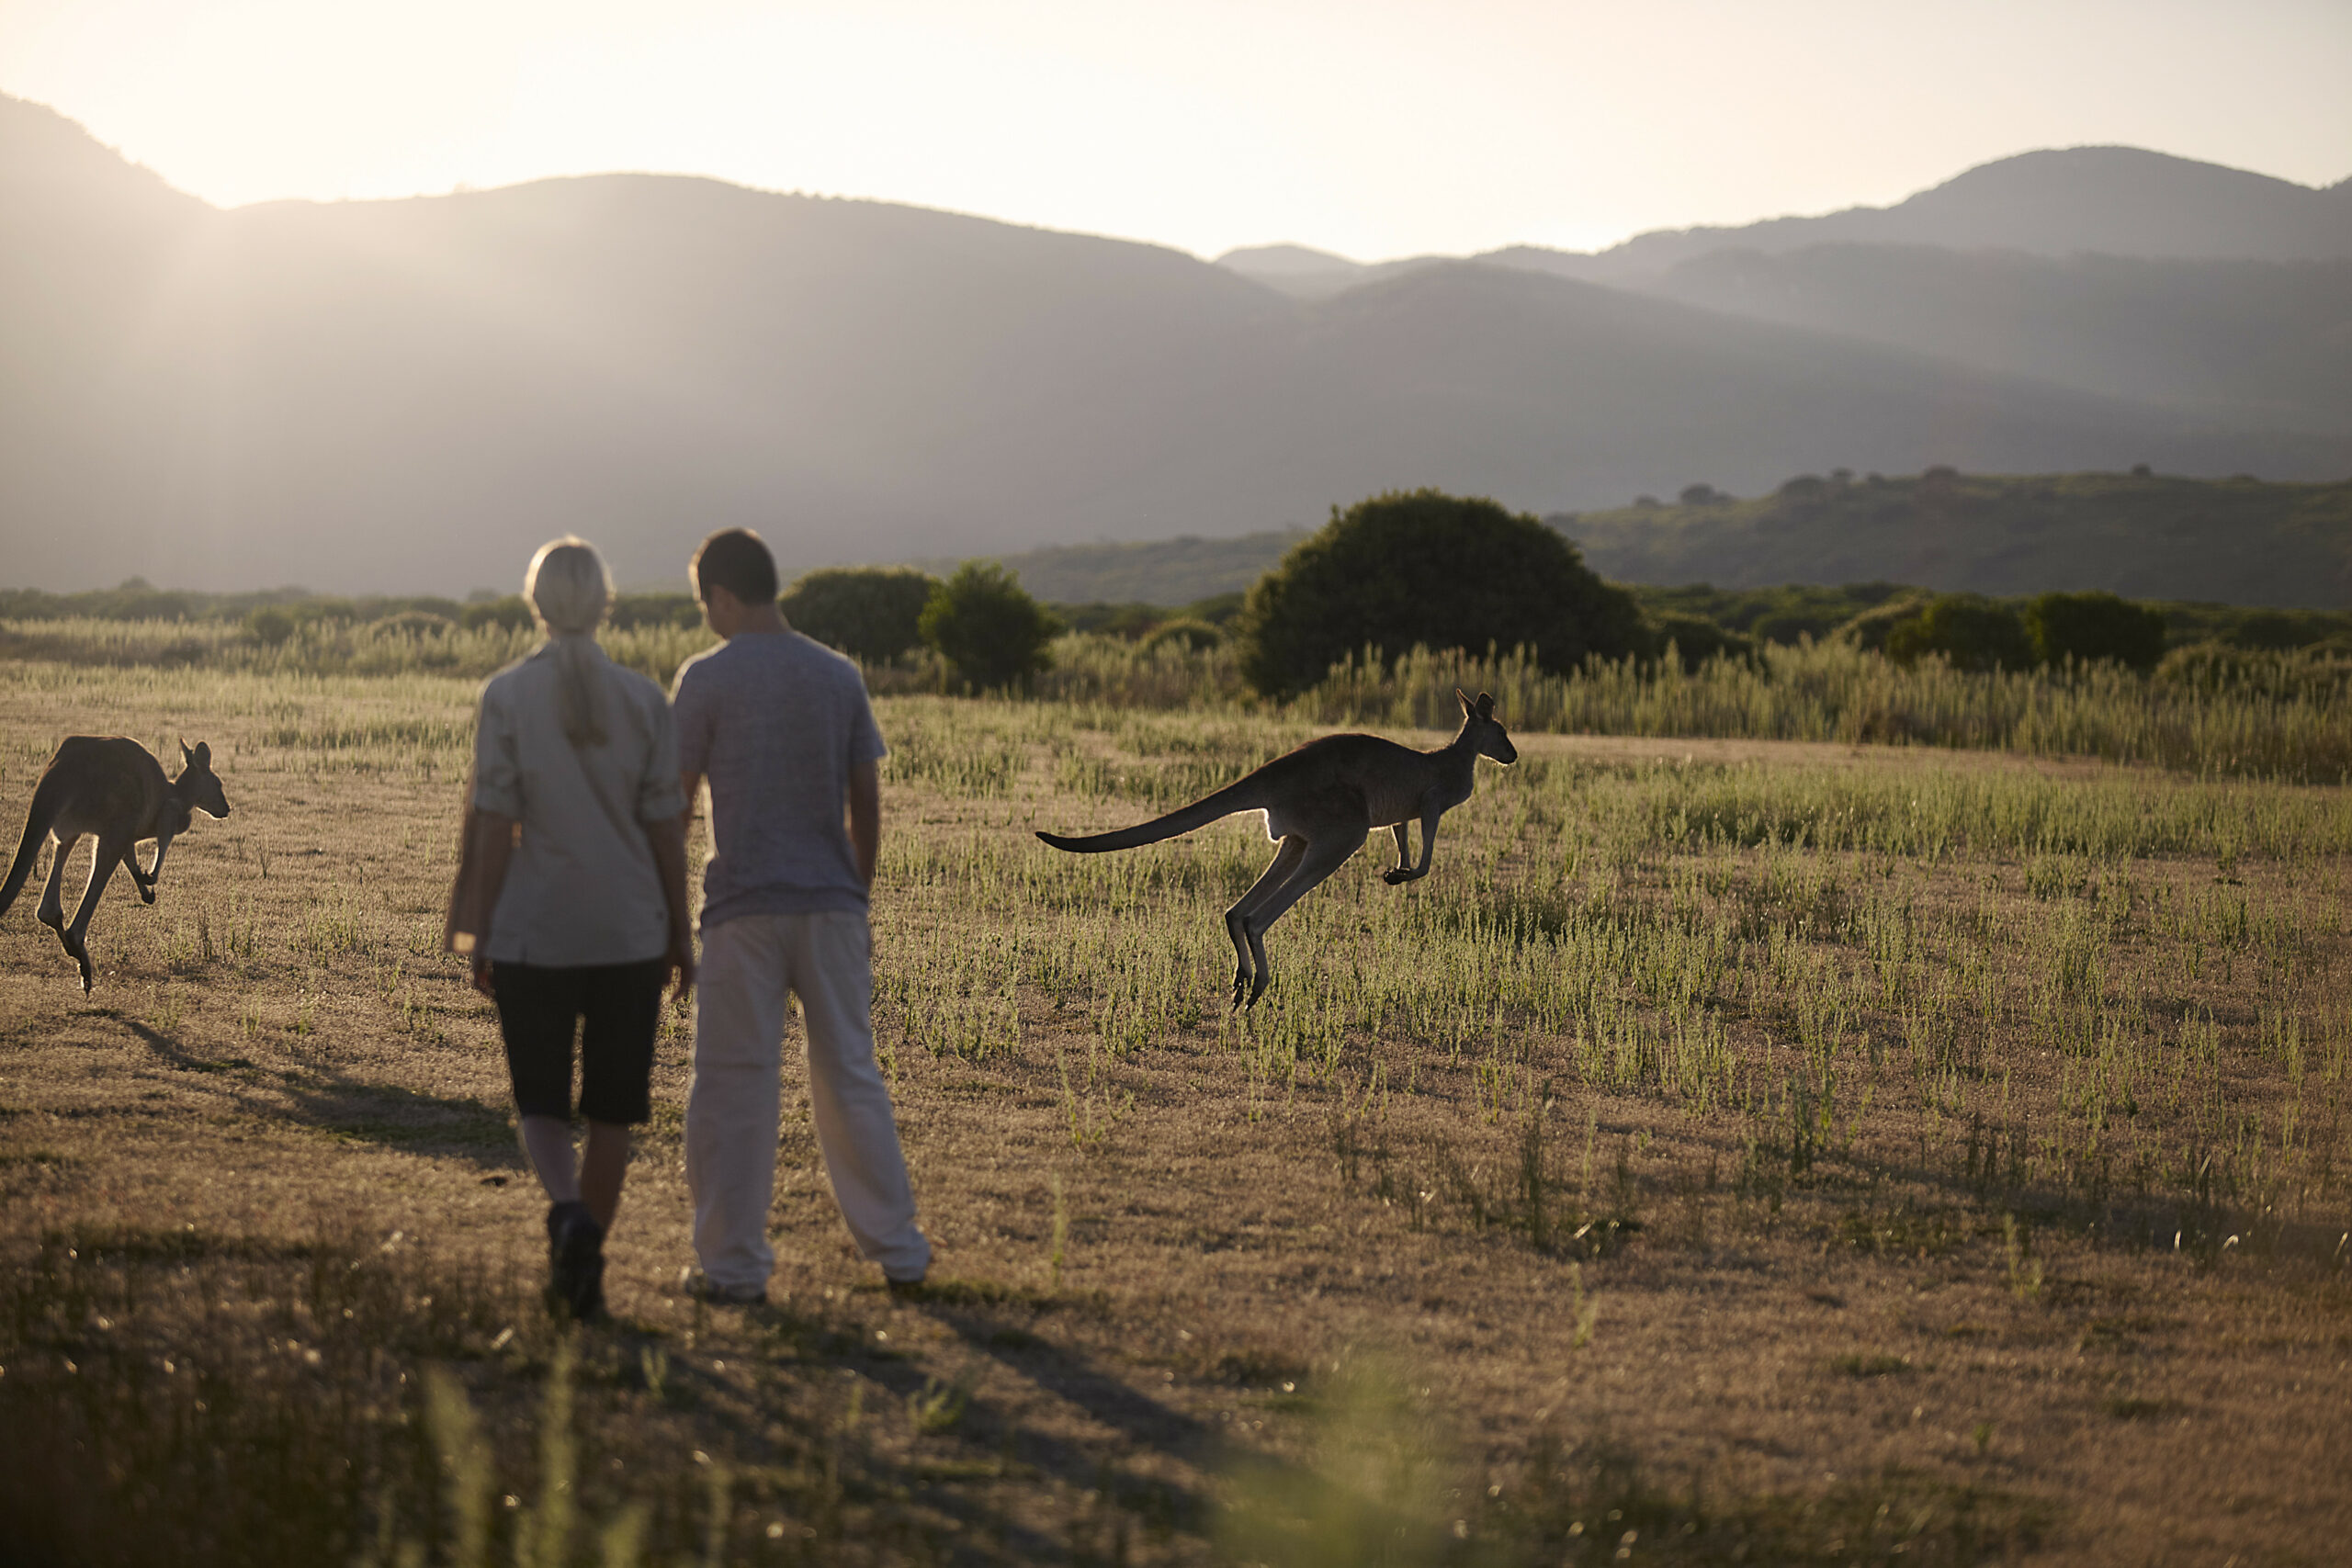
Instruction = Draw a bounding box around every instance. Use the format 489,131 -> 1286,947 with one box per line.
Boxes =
672,527 -> 929,1303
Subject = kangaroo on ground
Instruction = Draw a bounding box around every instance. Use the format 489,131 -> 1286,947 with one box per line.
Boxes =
0,738 -> 232,994
1037,689 -> 1516,1007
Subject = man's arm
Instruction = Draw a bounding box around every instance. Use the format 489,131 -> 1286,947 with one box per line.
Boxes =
848,758 -> 880,890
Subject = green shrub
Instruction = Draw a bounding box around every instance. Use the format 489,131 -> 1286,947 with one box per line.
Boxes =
605,592 -> 701,631
1831,593 -> 1935,653
369,610 -> 453,637
1651,614 -> 1751,671
242,607 -> 297,646
2158,640 -> 2352,703
1141,617 -> 1222,653
458,595 -> 534,633
781,567 -> 937,662
2024,592 -> 2165,671
1884,594 -> 2035,672
1185,591 -> 1248,626
918,563 -> 1060,691
1235,490 -> 1649,697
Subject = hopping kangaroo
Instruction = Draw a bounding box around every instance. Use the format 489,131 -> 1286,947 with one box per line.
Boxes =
0,738 -> 232,993
1037,689 -> 1516,1007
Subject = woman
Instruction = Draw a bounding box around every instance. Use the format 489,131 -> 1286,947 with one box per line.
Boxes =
446,538 -> 693,1321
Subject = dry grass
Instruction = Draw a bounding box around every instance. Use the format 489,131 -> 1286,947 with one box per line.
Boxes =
2,661 -> 2348,1565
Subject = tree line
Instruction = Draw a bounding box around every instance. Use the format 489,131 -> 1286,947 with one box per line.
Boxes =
6,489 -> 2346,694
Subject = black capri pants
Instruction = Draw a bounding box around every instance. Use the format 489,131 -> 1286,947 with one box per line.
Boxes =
491,958 -> 666,1125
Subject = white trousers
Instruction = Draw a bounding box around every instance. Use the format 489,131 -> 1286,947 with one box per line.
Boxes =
685,911 -> 929,1290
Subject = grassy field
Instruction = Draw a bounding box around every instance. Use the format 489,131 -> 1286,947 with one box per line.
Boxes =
2,657 -> 2348,1565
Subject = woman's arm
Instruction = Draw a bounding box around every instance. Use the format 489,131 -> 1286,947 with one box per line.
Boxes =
645,810 -> 694,1005
462,808 -> 518,995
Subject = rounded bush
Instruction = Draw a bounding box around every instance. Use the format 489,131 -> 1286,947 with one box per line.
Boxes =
243,607 -> 297,647
1883,594 -> 2035,672
1141,618 -> 1221,654
1833,593 -> 1935,653
458,595 -> 534,633
1651,614 -> 1751,671
918,563 -> 1060,692
2023,592 -> 2165,672
782,567 -> 938,662
371,610 -> 453,637
1234,490 -> 1648,697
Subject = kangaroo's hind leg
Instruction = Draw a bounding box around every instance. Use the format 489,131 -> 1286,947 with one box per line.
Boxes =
1237,830 -> 1362,1008
60,831 -> 131,994
35,830 -> 76,935
1,795 -> 59,921
1227,836 -> 1306,1009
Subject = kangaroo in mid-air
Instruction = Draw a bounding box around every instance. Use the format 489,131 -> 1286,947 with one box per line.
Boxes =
1037,689 -> 1517,1007
1,738 -> 232,994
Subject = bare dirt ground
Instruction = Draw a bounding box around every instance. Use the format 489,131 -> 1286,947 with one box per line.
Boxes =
3,671 -> 2348,1565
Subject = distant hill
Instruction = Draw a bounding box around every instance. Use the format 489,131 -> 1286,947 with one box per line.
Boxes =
1215,243 -> 1436,301
6,96 -> 2347,594
1638,246 -> 2352,435
906,529 -> 1306,605
1223,149 -> 2352,438
1556,470 -> 2352,608
1490,147 -> 2352,284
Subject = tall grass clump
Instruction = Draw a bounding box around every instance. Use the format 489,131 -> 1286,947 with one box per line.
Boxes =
8,616 -> 2349,779
1302,639 -> 2352,783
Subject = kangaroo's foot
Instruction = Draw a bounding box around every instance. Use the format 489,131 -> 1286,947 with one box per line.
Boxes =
64,936 -> 93,994
1230,966 -> 1250,1010
1246,969 -> 1271,1009
135,877 -> 157,906
1383,866 -> 1415,886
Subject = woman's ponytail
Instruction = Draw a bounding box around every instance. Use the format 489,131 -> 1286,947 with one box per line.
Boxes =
524,537 -> 613,748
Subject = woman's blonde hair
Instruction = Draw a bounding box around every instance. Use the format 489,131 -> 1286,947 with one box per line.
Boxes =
524,537 -> 613,747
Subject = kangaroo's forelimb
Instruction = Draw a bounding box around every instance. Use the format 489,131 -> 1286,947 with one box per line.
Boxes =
1382,801 -> 1442,886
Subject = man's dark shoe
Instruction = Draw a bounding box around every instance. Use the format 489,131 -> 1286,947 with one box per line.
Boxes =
546,1201 -> 606,1322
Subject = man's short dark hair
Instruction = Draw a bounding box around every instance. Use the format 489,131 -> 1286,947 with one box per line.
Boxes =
692,529 -> 778,605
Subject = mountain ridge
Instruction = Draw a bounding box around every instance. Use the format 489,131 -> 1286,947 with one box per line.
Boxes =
5,95 -> 2346,595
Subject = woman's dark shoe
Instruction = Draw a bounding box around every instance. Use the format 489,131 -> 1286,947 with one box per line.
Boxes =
545,1201 -> 606,1322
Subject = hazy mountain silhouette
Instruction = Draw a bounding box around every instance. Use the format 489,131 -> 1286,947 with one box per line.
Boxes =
4,96 -> 2346,593
1236,146 -> 2352,444
1643,246 -> 2352,435
1490,147 -> 2352,284
1215,243 -> 1436,301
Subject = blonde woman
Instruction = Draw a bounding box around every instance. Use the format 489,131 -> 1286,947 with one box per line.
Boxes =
446,538 -> 693,1321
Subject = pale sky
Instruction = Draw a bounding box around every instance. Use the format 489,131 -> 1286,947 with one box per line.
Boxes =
4,0 -> 2347,261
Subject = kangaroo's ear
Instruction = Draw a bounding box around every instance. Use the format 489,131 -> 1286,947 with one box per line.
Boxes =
1455,686 -> 1473,714
1474,692 -> 1495,718
193,740 -> 211,766
179,739 -> 194,762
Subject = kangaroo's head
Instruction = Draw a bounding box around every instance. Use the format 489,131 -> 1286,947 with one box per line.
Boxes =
175,740 -> 232,820
1454,688 -> 1516,765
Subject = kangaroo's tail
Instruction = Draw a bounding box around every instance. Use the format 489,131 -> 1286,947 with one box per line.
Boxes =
1036,774 -> 1268,854
0,776 -> 59,919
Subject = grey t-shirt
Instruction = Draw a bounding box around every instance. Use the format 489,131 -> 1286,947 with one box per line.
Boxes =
671,630 -> 887,929
471,638 -> 686,966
